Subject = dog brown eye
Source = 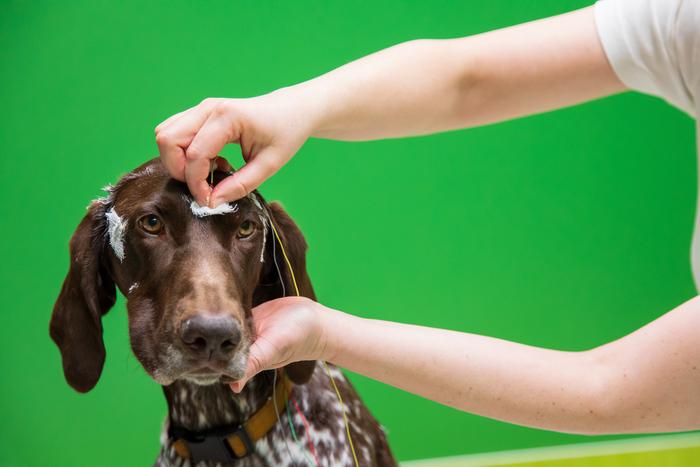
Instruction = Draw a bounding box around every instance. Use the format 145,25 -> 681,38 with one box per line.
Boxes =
139,214 -> 164,235
238,220 -> 255,238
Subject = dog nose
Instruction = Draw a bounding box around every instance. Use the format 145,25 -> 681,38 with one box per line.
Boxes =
179,315 -> 241,359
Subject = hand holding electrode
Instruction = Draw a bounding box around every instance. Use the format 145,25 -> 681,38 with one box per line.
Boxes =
155,91 -> 315,207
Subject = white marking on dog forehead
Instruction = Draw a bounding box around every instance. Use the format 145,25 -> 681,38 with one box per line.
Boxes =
105,207 -> 127,261
188,200 -> 238,217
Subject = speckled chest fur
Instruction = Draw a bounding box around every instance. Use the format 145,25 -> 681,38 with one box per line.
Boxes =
157,366 -> 395,466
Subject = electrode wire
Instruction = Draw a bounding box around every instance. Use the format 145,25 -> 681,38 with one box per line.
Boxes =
292,397 -> 321,466
272,370 -> 297,464
269,217 -> 317,466
285,398 -> 319,467
269,219 -> 360,467
269,217 -> 286,298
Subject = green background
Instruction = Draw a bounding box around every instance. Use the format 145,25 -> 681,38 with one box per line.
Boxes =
1,1 -> 697,465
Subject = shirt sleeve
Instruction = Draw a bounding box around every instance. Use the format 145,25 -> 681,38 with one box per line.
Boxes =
594,0 -> 697,117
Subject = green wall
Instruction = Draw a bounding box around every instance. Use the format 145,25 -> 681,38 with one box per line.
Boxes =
1,1 -> 697,465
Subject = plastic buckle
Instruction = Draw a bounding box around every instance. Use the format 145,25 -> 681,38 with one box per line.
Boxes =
185,432 -> 234,464
174,424 -> 254,463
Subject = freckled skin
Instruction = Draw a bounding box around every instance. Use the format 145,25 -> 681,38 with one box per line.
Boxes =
53,159 -> 396,466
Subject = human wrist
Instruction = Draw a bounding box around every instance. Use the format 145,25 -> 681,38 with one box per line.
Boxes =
267,82 -> 329,140
312,303 -> 350,363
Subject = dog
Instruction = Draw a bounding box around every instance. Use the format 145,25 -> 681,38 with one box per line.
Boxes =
50,158 -> 397,466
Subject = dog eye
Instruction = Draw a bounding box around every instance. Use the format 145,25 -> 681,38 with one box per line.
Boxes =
138,214 -> 164,235
238,220 -> 255,238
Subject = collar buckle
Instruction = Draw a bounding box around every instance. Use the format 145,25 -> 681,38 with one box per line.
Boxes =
170,424 -> 254,462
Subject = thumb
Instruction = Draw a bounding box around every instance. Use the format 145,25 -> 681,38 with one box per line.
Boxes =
228,343 -> 266,393
210,148 -> 283,205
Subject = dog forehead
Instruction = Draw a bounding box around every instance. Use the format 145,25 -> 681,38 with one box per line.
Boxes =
112,166 -> 170,205
105,161 -> 268,229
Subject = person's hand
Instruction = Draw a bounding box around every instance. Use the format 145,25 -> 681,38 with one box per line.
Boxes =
155,89 -> 315,207
229,296 -> 329,393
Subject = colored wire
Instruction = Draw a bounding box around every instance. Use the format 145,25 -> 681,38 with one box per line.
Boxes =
269,220 -> 300,296
285,399 -> 318,467
292,397 -> 321,466
269,219 -> 360,467
269,218 -> 317,466
322,361 -> 360,467
269,217 -> 286,297
272,370 -> 296,464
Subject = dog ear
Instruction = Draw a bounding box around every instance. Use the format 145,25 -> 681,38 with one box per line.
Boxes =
50,201 -> 116,393
266,202 -> 317,385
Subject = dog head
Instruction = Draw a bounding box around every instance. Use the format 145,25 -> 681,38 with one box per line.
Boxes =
50,159 -> 315,393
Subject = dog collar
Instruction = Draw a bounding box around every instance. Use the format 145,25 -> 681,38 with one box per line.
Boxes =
169,372 -> 292,463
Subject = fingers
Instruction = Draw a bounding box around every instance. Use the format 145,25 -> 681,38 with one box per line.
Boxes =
184,157 -> 213,206
229,381 -> 244,393
155,99 -> 218,182
185,109 -> 240,205
229,344 -> 267,393
156,135 -> 187,181
157,96 -> 303,207
210,148 -> 281,205
155,109 -> 185,133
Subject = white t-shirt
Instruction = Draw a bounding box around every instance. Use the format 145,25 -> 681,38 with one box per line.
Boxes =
595,0 -> 700,289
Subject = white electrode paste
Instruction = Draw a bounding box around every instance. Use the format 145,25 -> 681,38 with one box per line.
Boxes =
105,207 -> 127,261
189,200 -> 239,217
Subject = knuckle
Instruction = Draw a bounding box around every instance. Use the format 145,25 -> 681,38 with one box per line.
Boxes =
213,99 -> 236,118
154,130 -> 169,145
235,179 -> 250,197
222,177 -> 250,200
270,157 -> 284,171
185,146 -> 203,161
249,354 -> 263,373
294,296 -> 313,312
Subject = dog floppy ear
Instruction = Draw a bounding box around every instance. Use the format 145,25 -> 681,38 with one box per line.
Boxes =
266,202 -> 317,385
50,201 -> 116,393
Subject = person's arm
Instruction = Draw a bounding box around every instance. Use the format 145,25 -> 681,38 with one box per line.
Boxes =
232,296 -> 700,435
156,6 -> 625,206
307,6 -> 623,140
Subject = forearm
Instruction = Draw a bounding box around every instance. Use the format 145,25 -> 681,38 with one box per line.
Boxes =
322,309 -> 607,434
282,6 -> 624,142
319,297 -> 700,435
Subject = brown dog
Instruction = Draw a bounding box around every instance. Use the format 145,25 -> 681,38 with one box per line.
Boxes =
50,159 -> 396,466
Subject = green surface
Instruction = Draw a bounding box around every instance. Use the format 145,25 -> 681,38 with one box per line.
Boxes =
0,1 -> 697,466
510,448 -> 700,467
403,433 -> 700,466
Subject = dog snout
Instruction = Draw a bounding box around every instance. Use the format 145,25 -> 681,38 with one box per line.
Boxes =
179,314 -> 241,360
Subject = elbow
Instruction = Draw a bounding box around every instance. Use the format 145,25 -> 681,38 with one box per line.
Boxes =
571,349 -> 635,436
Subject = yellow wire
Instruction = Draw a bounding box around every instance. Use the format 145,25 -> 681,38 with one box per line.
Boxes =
269,220 -> 300,296
269,220 -> 360,467
322,360 -> 360,467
